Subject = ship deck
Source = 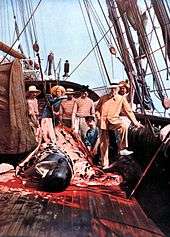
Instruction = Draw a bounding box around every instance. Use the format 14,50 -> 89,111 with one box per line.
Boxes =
0,171 -> 165,237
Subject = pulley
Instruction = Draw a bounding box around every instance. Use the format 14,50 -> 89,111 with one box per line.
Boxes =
109,46 -> 116,55
33,42 -> 39,53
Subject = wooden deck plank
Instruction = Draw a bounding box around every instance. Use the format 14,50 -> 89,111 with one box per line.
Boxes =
71,190 -> 86,236
17,195 -> 48,237
0,176 -> 165,237
1,194 -> 26,236
0,193 -> 21,236
40,195 -> 65,237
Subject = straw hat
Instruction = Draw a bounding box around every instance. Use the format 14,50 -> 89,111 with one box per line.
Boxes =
65,88 -> 74,94
27,85 -> 41,95
118,80 -> 130,89
51,85 -> 66,96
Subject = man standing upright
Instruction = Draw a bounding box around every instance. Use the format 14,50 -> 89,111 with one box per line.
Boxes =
96,84 -> 143,169
72,86 -> 95,139
26,85 -> 41,142
59,88 -> 76,128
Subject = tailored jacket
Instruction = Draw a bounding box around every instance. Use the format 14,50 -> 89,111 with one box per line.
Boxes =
99,94 -> 138,130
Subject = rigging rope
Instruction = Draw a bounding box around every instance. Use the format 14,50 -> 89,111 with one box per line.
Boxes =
88,0 -> 110,47
96,0 -> 123,59
25,0 -> 34,45
146,0 -> 170,80
18,0 -> 31,56
79,0 -> 108,92
165,0 -> 170,15
129,0 -> 167,100
83,0 -> 112,85
28,0 -> 38,43
0,0 -> 42,64
68,25 -> 114,77
6,0 -> 11,44
116,0 -> 155,114
10,0 -> 24,54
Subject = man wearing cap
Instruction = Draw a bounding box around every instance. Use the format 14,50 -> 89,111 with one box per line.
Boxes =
84,115 -> 100,164
96,83 -> 143,169
59,88 -> 76,128
72,87 -> 95,139
26,85 -> 41,142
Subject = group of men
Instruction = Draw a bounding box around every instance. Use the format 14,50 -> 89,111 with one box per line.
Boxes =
26,81 -> 143,170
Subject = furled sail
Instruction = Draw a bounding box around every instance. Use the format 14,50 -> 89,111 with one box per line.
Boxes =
152,0 -> 170,62
116,0 -> 154,110
105,0 -> 154,110
0,59 -> 36,154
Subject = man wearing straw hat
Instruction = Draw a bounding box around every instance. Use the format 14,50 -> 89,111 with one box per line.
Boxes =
118,80 -> 130,97
41,85 -> 66,144
59,88 -> 76,128
26,85 -> 41,142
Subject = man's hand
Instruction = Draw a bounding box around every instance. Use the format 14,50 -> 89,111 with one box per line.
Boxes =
134,121 -> 144,128
15,164 -> 25,176
91,147 -> 97,156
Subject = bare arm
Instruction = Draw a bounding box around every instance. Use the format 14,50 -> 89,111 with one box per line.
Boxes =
71,101 -> 77,129
59,103 -> 63,122
122,97 -> 142,127
91,100 -> 95,116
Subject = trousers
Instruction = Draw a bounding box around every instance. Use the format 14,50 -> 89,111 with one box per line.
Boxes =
100,119 -> 129,167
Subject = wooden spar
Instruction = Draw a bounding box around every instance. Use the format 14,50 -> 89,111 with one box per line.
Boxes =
0,41 -> 25,59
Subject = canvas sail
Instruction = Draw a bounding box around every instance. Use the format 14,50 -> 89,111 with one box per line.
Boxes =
0,59 -> 36,154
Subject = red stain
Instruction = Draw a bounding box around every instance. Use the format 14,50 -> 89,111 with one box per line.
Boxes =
0,172 -> 134,214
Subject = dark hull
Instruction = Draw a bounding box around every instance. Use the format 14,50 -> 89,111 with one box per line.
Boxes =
128,125 -> 170,236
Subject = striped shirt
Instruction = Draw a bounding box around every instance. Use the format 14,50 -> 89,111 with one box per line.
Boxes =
27,98 -> 39,116
59,98 -> 76,120
72,97 -> 95,118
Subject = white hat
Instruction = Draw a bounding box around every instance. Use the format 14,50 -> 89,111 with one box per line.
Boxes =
109,83 -> 119,89
28,85 -> 41,94
65,88 -> 74,94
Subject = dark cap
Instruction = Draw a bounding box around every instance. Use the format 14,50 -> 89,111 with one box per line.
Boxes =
85,115 -> 95,121
81,85 -> 89,92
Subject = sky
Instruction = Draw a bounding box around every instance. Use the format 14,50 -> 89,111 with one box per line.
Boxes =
0,0 -> 170,115
35,0 -> 120,88
0,0 -> 125,88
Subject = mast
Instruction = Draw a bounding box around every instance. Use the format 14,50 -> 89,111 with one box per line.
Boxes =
115,0 -> 154,111
105,0 -> 170,111
120,1 -> 165,101
105,0 -> 143,108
